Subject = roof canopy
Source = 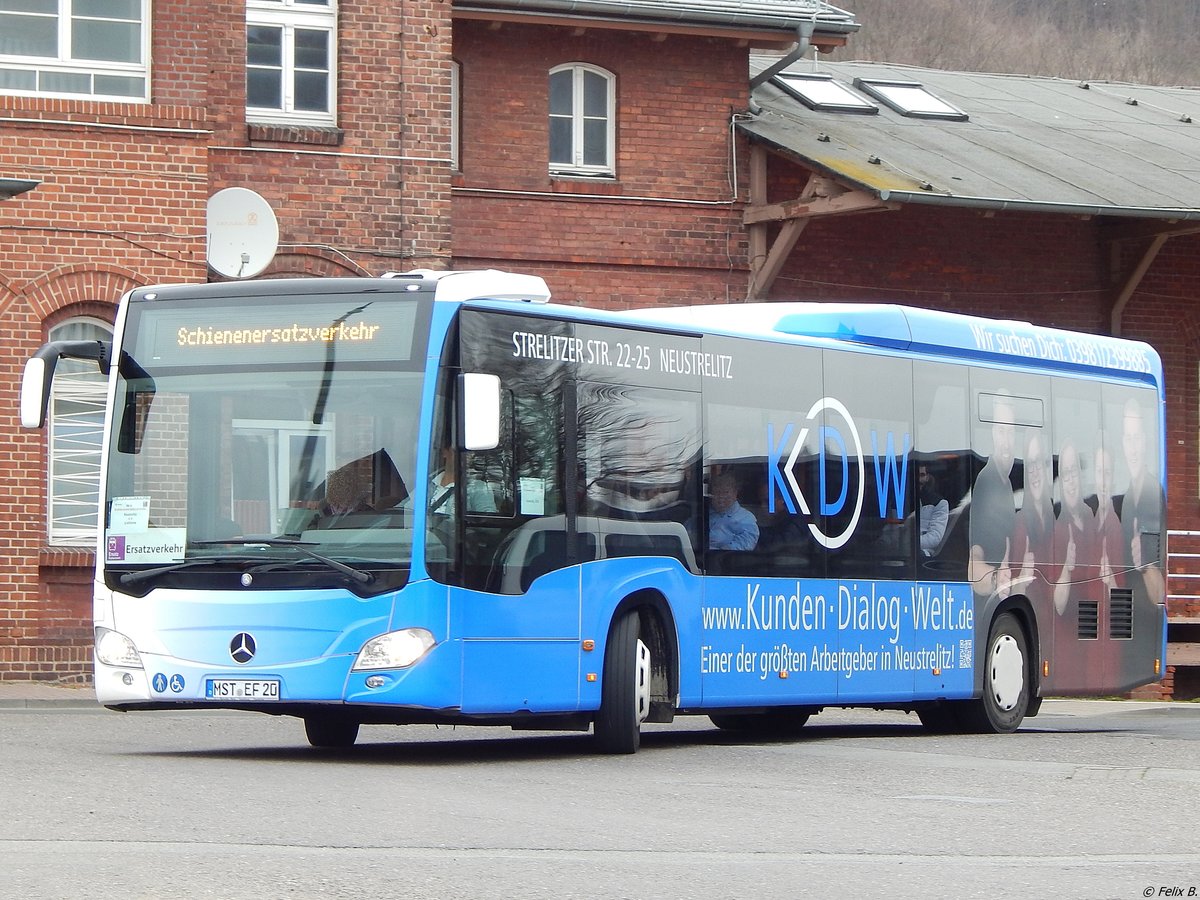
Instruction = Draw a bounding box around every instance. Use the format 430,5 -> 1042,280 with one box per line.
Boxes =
744,58 -> 1200,220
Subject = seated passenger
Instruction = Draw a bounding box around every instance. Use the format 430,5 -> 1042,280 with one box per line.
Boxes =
917,466 -> 950,556
708,472 -> 759,551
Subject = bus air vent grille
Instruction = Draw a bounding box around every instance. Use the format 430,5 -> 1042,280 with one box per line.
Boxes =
1076,601 -> 1099,640
1109,589 -> 1134,640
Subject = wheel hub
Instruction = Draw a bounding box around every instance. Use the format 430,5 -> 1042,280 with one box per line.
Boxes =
990,633 -> 1024,711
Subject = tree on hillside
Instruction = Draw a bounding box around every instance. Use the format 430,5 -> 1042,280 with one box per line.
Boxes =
835,0 -> 1200,86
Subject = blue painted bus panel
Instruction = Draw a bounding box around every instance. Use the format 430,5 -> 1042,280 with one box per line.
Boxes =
577,557 -> 698,707
116,588 -> 394,666
449,569 -> 581,641
491,298 -> 1166,390
459,639 -> 581,714
696,576 -> 975,706
343,639 -> 463,709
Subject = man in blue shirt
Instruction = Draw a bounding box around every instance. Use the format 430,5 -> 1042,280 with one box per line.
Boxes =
709,472 -> 759,551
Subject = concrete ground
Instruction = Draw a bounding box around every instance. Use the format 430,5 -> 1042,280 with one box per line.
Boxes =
0,682 -> 97,708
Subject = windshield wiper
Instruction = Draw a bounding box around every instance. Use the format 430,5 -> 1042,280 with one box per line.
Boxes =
197,538 -> 375,585
119,558 -> 224,586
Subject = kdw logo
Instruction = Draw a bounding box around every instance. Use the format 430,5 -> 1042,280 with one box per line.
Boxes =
767,397 -> 910,549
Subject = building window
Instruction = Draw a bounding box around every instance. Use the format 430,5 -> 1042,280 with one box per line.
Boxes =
0,0 -> 149,101
246,0 -> 336,125
47,317 -> 113,546
549,64 -> 614,177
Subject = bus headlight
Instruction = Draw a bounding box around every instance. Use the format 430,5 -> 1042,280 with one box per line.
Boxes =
353,628 -> 435,671
95,627 -> 143,669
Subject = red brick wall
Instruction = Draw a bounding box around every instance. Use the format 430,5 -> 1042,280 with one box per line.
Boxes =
0,0 -> 457,680
0,91 -> 210,679
210,0 -> 454,275
451,20 -> 751,306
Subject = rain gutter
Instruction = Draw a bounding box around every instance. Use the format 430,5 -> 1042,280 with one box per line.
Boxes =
453,1 -> 858,33
876,188 -> 1200,221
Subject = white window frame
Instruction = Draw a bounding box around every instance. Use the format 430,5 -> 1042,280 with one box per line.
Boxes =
246,0 -> 337,126
549,63 -> 615,178
0,0 -> 150,102
47,317 -> 113,546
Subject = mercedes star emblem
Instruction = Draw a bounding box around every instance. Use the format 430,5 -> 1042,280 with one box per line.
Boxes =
229,632 -> 256,664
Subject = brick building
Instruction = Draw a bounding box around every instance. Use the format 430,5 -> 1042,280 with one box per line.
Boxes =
1,1 -> 1197,694
0,0 -> 856,681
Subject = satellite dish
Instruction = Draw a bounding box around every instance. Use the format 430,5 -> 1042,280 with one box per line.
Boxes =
206,188 -> 279,278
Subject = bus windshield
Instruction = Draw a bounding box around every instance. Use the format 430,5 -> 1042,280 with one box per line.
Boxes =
102,289 -> 429,596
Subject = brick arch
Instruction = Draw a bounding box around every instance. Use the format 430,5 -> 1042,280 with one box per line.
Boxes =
11,264 -> 145,323
0,271 -> 19,317
44,300 -> 121,337
259,249 -> 371,279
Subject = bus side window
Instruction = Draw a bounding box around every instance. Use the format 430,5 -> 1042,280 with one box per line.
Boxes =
577,381 -> 701,528
914,362 -> 971,579
463,389 -> 568,592
463,388 -> 514,516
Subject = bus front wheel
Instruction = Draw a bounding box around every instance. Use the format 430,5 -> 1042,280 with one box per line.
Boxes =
304,715 -> 360,748
959,612 -> 1029,734
594,611 -> 650,754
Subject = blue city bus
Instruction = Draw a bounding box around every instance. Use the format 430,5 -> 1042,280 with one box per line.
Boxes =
21,270 -> 1168,752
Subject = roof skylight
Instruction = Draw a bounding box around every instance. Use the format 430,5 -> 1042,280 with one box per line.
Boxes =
853,78 -> 968,120
773,73 -> 878,114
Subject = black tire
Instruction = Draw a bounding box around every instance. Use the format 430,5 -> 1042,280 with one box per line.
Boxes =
958,612 -> 1029,734
710,708 -> 811,738
710,713 -> 760,732
304,715 -> 360,748
594,612 -> 649,754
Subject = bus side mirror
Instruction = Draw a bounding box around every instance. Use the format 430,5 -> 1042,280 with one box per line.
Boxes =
20,357 -> 52,429
20,340 -> 111,429
458,373 -> 501,451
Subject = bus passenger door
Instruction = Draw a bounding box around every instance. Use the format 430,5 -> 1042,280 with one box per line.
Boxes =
451,310 -> 583,714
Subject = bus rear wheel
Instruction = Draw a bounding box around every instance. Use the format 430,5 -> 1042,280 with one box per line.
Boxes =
594,611 -> 650,754
958,612 -> 1029,734
304,715 -> 360,748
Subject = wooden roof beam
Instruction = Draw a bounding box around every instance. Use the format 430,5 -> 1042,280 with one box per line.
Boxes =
744,178 -> 896,225
745,149 -> 896,299
1109,233 -> 1169,336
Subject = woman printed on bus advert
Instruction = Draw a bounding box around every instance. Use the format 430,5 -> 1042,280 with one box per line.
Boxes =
1052,442 -> 1098,616
1011,431 -> 1054,599
1093,441 -> 1125,592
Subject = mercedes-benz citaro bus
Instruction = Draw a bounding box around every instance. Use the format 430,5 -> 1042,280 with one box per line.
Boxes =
21,270 -> 1168,752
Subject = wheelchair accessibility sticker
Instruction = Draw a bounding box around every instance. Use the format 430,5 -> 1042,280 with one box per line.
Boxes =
152,673 -> 186,694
